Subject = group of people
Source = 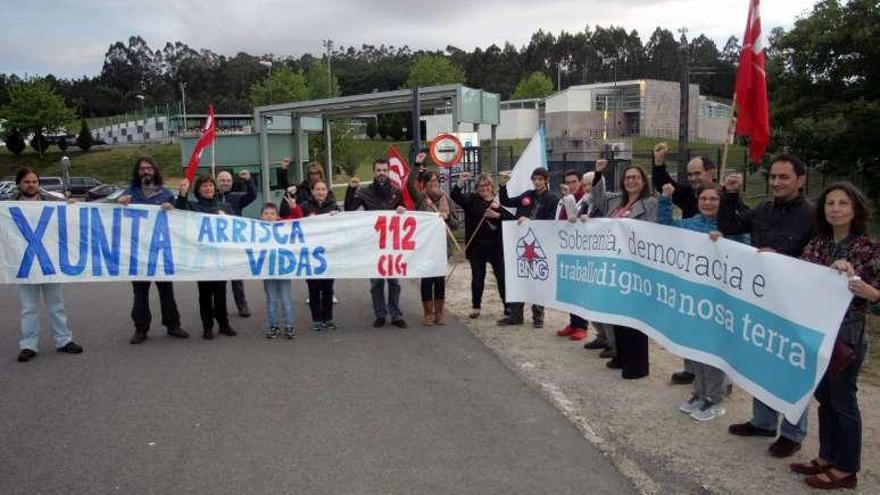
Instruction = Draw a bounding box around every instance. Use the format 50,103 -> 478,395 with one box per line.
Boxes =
467,143 -> 876,490
6,143 -> 879,490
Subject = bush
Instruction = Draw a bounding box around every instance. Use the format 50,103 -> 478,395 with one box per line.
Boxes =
76,120 -> 93,152
4,129 -> 26,155
30,132 -> 49,153
366,119 -> 377,140
57,136 -> 69,151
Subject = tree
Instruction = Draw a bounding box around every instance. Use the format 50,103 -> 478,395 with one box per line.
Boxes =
3,128 -> 26,155
511,72 -> 555,99
57,135 -> 69,151
30,132 -> 49,154
248,66 -> 309,107
76,119 -> 94,151
405,54 -> 466,88
305,60 -> 340,100
365,119 -> 377,139
0,78 -> 76,159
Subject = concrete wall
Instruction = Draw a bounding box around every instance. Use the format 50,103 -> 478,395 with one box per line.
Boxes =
421,107 -> 538,141
641,80 -> 700,141
544,87 -> 592,113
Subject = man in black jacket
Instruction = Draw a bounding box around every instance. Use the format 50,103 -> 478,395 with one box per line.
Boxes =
718,154 -> 814,459
651,143 -> 718,384
345,158 -> 408,328
216,169 -> 257,317
498,167 -> 560,327
651,142 -> 716,220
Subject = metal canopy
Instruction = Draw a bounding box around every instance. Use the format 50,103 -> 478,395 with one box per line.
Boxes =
253,84 -> 500,200
255,84 -> 461,117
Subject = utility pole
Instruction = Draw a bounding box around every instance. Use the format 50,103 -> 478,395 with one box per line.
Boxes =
322,39 -> 334,97
677,28 -> 690,173
179,82 -> 187,134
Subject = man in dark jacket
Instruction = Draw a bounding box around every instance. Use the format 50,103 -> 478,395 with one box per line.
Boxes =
719,154 -> 814,459
345,158 -> 408,328
498,167 -> 560,327
651,142 -> 716,220
118,156 -> 189,344
651,142 -> 717,384
216,169 -> 257,317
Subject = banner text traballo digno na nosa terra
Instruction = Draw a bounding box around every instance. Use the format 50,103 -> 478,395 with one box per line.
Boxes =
0,203 -> 447,283
503,218 -> 852,422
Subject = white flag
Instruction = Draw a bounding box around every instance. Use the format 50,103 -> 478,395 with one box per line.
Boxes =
505,126 -> 548,197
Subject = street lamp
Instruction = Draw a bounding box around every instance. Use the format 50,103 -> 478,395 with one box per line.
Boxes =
259,60 -> 273,104
322,39 -> 334,97
135,94 -> 145,139
179,82 -> 187,134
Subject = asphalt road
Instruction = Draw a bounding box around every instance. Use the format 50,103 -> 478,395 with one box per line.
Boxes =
0,279 -> 636,495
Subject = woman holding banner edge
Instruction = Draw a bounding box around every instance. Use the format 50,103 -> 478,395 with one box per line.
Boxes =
591,163 -> 658,380
789,181 -> 880,490
175,175 -> 237,340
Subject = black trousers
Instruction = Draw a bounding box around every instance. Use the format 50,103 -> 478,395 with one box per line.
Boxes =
420,277 -> 445,301
307,279 -> 334,321
197,281 -> 229,329
614,325 -> 649,379
131,281 -> 181,332
468,243 -> 506,309
230,279 -> 248,312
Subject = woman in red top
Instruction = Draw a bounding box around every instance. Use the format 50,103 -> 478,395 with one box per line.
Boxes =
791,182 -> 880,490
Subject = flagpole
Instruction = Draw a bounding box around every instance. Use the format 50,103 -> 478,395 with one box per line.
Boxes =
211,140 -> 216,179
719,96 -> 737,181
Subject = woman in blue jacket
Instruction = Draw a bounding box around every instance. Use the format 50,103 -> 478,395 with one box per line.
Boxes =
659,182 -> 748,421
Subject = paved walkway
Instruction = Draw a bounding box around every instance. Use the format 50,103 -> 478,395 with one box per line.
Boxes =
0,280 -> 635,495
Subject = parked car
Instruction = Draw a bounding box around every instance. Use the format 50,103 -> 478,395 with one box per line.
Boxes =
68,176 -> 103,196
93,186 -> 130,203
0,181 -> 16,200
40,177 -> 65,194
85,184 -> 126,202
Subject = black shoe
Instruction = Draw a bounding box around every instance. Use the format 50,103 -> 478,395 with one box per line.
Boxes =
768,437 -> 802,458
606,358 -> 622,369
57,342 -> 83,354
166,326 -> 189,339
532,319 -> 544,329
130,332 -> 148,344
203,327 -> 214,340
503,306 -> 512,316
238,308 -> 251,318
599,348 -> 615,359
218,326 -> 237,336
583,339 -> 607,350
373,317 -> 386,328
671,370 -> 695,385
497,316 -> 524,326
391,319 -> 408,328
17,349 -> 36,362
728,422 -> 777,437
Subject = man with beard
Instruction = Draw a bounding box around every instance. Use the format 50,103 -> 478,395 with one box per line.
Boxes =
118,156 -> 189,344
215,169 -> 257,317
344,158 -> 408,328
8,168 -> 84,362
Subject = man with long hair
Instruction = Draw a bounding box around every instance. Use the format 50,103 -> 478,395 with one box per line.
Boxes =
118,156 -> 189,344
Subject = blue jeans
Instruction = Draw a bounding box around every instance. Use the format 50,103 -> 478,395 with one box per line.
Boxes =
263,279 -> 293,328
370,278 -> 401,320
815,317 -> 868,473
751,399 -> 808,442
17,284 -> 72,351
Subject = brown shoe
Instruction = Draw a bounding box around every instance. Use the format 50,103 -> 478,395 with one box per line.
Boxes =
422,301 -> 434,326
434,299 -> 446,325
805,471 -> 857,489
728,422 -> 777,437
790,459 -> 832,475
768,436 -> 802,458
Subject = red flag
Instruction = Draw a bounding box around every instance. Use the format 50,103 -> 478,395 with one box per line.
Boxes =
184,105 -> 216,182
734,0 -> 770,163
387,145 -> 416,209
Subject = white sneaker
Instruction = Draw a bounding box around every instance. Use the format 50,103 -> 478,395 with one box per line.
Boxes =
690,401 -> 725,421
678,395 -> 703,414
333,295 -> 339,304
305,297 -> 310,304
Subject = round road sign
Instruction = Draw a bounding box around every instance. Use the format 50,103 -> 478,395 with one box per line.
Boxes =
429,133 -> 464,168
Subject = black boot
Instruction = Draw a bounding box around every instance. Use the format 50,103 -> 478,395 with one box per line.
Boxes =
203,326 -> 214,340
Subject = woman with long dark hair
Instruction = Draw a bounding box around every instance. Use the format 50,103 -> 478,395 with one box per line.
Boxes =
175,175 -> 236,340
790,182 -> 879,490
592,164 -> 658,379
407,153 -> 459,326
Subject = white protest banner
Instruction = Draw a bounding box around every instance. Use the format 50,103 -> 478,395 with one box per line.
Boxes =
0,203 -> 447,284
503,218 -> 852,422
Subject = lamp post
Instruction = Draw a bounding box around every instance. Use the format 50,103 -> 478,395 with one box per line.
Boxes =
602,56 -> 618,138
135,94 -> 145,141
322,39 -> 334,97
259,60 -> 273,104
179,82 -> 187,135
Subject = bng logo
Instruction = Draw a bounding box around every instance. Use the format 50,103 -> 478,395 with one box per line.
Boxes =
516,229 -> 549,280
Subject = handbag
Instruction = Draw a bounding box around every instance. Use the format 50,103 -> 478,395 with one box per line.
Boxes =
828,339 -> 855,377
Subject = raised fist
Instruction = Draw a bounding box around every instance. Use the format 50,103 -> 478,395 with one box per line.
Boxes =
661,183 -> 675,198
349,177 -> 361,188
595,159 -> 608,173
724,173 -> 743,193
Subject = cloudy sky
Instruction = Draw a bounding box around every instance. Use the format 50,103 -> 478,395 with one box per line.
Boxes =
3,0 -> 817,78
